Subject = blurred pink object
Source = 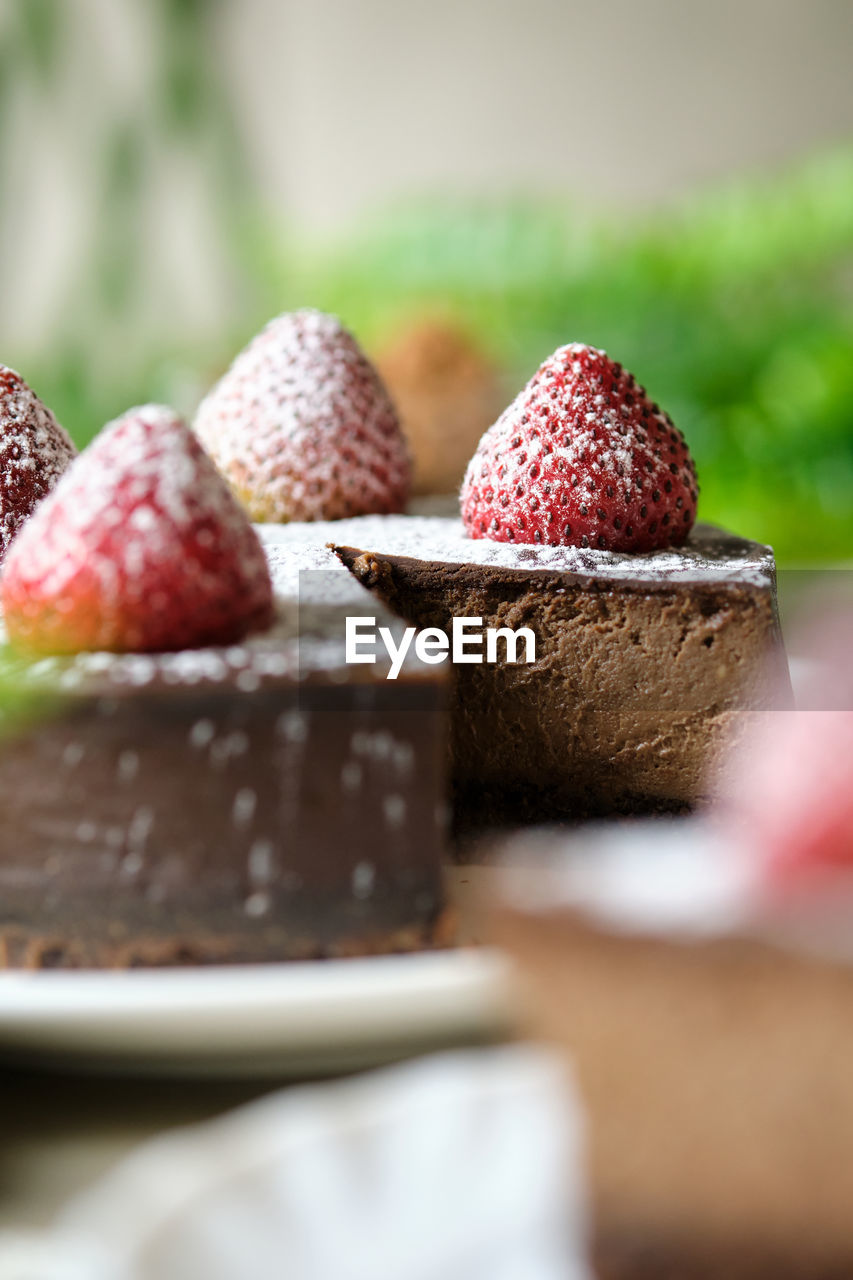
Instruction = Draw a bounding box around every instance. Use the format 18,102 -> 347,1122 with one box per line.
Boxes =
721,605 -> 853,882
726,709 -> 853,878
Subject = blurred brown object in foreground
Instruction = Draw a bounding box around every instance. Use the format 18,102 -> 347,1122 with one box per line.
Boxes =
376,319 -> 504,496
487,823 -> 853,1279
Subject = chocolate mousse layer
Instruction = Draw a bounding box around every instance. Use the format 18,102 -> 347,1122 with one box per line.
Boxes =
307,516 -> 788,831
0,567 -> 449,967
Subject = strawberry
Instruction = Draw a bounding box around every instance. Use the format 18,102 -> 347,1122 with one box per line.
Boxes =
2,405 -> 274,655
0,366 -> 76,561
195,309 -> 411,523
461,343 -> 698,552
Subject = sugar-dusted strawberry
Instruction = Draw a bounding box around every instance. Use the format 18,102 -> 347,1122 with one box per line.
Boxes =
195,309 -> 411,523
461,343 -> 698,552
2,405 -> 274,655
0,366 -> 76,561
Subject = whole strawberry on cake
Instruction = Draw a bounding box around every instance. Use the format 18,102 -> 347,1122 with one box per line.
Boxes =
195,309 -> 411,523
3,404 -> 274,655
460,344 -> 697,551
0,365 -> 76,559
0,398 -> 447,968
259,341 -> 788,833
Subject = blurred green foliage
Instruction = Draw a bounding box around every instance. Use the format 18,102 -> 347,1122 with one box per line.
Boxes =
28,149 -> 853,566
0,647 -> 61,738
1,5 -> 850,564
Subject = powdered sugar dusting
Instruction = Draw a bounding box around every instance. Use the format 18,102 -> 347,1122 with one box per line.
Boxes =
0,366 -> 76,560
194,309 -> 411,523
8,619 -> 301,694
258,514 -> 776,589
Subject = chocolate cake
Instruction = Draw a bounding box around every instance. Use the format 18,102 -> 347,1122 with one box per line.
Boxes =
0,549 -> 449,968
261,514 -> 787,831
489,822 -> 853,1279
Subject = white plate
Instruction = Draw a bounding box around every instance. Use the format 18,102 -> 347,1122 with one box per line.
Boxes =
0,947 -> 514,1077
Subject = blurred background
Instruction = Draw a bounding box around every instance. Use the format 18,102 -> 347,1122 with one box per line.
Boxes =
0,0 -> 851,562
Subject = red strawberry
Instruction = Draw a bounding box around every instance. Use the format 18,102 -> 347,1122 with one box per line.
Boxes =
195,309 -> 411,523
2,405 -> 274,655
461,343 -> 698,552
0,366 -> 76,561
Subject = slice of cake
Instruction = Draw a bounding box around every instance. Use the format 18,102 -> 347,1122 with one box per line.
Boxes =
316,513 -> 785,830
489,819 -> 853,1279
330,341 -> 788,833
